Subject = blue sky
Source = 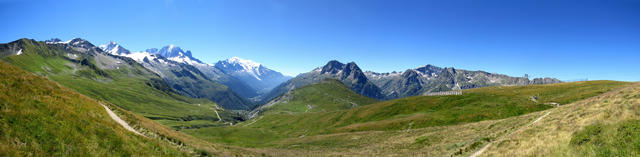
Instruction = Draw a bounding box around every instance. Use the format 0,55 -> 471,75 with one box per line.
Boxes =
1,0 -> 639,81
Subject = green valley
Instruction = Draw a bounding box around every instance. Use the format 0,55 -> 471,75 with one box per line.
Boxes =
0,39 -> 242,130
181,79 -> 630,152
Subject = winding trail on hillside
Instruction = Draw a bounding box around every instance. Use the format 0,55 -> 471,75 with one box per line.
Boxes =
244,116 -> 263,127
469,110 -> 552,157
101,104 -> 145,137
213,108 -> 222,122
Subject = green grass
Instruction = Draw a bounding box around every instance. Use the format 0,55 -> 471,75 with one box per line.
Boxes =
569,120 -> 640,156
327,80 -> 628,132
0,61 -> 187,156
186,80 -> 629,148
482,82 -> 640,156
184,127 -> 284,147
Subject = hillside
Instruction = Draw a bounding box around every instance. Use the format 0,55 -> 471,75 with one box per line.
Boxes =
0,60 -> 268,156
0,39 -> 243,130
265,81 -> 639,156
480,83 -> 640,156
325,80 -> 626,132
249,79 -> 378,118
0,61 -> 186,156
182,80 -> 629,152
262,60 -> 384,103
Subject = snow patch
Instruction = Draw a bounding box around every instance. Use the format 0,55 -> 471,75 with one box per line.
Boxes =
228,56 -> 262,68
67,53 -> 78,59
122,52 -> 156,62
168,56 -> 207,66
46,39 -> 71,44
16,49 -> 22,55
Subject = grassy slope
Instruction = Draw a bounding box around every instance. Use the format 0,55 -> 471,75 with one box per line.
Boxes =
247,81 -> 637,156
329,80 -> 628,132
0,61 -> 187,156
270,82 -> 639,156
184,80 -> 379,147
185,80 -> 629,150
482,83 -> 640,156
265,79 -> 378,113
1,39 -> 240,129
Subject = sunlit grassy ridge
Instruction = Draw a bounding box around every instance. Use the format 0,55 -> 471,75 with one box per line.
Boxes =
0,61 -> 187,156
265,79 -> 378,113
481,83 -> 640,156
1,39 -> 241,129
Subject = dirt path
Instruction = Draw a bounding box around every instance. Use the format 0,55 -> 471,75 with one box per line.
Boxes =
469,110 -> 552,157
244,116 -> 263,127
101,104 -> 144,137
213,108 -> 222,122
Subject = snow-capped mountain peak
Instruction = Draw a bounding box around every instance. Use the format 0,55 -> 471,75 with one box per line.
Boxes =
148,45 -> 192,58
167,55 -> 203,66
167,44 -> 177,52
98,41 -> 131,55
217,56 -> 264,80
45,38 -> 71,44
141,45 -> 206,66
214,57 -> 291,93
226,56 -> 262,70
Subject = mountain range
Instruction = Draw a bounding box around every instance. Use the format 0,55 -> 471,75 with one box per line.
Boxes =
99,42 -> 255,110
0,38 -> 244,126
261,60 -> 562,104
63,38 -> 562,108
7,38 -> 562,110
98,41 -> 292,109
215,57 -> 292,95
365,64 -> 562,99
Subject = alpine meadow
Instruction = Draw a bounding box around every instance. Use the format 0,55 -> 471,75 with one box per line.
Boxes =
1,0 -> 639,156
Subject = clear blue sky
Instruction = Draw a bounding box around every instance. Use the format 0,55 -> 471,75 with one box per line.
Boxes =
1,0 -> 639,81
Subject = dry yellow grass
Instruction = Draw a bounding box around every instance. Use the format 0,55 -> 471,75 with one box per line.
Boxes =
480,83 -> 640,156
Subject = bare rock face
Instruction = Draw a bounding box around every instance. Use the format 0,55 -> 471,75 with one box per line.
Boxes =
366,65 -> 562,99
